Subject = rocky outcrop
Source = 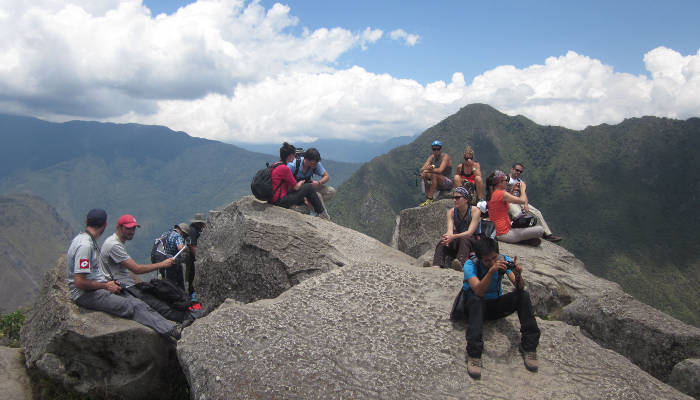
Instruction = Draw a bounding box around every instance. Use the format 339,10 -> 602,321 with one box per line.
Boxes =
396,199 -> 452,258
0,346 -> 31,400
670,359 -> 700,398
399,202 -> 700,386
20,256 -> 186,400
194,196 -> 416,311
177,197 -> 693,399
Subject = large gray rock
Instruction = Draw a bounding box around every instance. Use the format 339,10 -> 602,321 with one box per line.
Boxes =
398,202 -> 700,386
179,263 -> 690,399
20,256 -> 186,400
0,346 -> 31,400
669,359 -> 700,398
179,198 -> 692,399
194,196 -> 416,311
396,199 -> 453,258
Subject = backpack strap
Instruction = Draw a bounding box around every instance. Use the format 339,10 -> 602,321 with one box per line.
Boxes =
269,162 -> 285,201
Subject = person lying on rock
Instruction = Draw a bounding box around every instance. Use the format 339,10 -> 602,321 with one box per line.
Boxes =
418,140 -> 453,207
66,209 -> 183,341
462,237 -> 540,379
485,169 -> 544,246
271,142 -> 330,220
100,214 -> 196,326
423,186 -> 481,271
506,163 -> 562,242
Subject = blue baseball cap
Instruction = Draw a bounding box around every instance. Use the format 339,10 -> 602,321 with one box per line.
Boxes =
431,140 -> 442,147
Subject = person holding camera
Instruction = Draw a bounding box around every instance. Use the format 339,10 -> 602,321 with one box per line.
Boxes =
67,209 -> 182,341
272,142 -> 329,219
485,169 -> 544,245
462,237 -> 540,379
288,147 -> 335,205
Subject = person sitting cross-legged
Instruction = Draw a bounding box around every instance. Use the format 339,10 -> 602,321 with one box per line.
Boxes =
462,237 -> 541,379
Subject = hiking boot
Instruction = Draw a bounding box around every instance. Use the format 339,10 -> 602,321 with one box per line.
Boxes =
418,198 -> 434,207
543,234 -> 562,242
450,258 -> 463,272
318,210 -> 331,220
520,345 -> 539,372
181,314 -> 196,328
167,324 -> 182,342
466,356 -> 482,379
520,238 -> 542,247
422,260 -> 431,268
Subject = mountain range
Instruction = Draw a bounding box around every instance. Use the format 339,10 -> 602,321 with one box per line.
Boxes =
329,104 -> 700,326
0,114 -> 361,266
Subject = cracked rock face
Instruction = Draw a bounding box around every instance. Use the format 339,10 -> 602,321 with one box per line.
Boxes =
180,197 -> 694,399
20,257 -> 186,400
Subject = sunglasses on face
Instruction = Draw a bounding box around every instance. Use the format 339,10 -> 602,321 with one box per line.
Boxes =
452,196 -> 464,200
432,147 -> 441,151
514,169 -> 523,173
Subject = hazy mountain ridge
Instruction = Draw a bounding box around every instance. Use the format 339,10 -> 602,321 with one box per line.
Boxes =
329,103 -> 700,326
0,115 -> 361,267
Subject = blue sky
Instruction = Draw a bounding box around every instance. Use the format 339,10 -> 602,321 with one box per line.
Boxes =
1,0 -> 698,143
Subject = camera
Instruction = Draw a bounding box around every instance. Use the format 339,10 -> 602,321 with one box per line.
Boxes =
295,147 -> 304,158
505,260 -> 516,270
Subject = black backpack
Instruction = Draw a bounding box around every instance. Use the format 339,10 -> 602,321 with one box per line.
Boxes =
251,162 -> 284,202
134,279 -> 191,311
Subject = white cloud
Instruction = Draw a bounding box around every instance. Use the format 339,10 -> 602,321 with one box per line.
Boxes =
389,29 -> 420,46
0,1 -> 698,145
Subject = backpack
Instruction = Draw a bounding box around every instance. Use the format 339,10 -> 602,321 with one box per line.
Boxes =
251,162 -> 284,202
150,232 -> 170,263
511,213 -> 537,228
134,279 -> 191,311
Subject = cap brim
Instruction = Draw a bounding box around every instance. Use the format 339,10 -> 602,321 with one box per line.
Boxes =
122,223 -> 140,228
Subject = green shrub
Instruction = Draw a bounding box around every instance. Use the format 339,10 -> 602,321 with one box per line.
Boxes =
0,309 -> 26,348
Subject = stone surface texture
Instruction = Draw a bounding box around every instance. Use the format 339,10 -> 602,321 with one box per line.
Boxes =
0,346 -> 31,400
20,256 -> 186,400
401,202 -> 700,386
178,197 -> 694,399
669,358 -> 700,398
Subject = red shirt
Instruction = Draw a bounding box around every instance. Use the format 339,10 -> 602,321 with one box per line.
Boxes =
270,163 -> 297,202
488,190 -> 511,235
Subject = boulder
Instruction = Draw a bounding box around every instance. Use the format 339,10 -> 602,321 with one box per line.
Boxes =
396,199 -> 452,258
20,256 -> 186,400
397,202 -> 700,386
194,196 -> 416,311
179,197 -> 692,399
669,359 -> 700,398
179,264 -> 690,399
0,346 -> 31,400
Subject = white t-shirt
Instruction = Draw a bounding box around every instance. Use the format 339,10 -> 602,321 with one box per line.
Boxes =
100,233 -> 135,288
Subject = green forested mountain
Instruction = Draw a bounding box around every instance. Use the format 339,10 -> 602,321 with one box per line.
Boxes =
329,104 -> 700,326
0,115 -> 361,265
0,194 -> 75,312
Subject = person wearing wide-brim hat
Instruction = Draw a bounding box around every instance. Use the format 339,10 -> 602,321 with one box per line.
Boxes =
186,213 -> 207,301
155,223 -> 190,290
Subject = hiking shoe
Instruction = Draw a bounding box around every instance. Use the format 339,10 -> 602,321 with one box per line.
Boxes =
450,258 -> 463,272
418,198 -> 434,207
318,210 -> 331,220
520,238 -> 542,247
466,357 -> 482,379
181,314 -> 196,328
520,345 -> 539,372
168,324 -> 182,342
543,234 -> 562,242
422,260 -> 431,268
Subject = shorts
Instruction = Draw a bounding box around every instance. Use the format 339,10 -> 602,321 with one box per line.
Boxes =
437,176 -> 453,190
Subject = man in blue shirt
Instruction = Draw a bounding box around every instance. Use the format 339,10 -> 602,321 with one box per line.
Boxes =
462,238 -> 540,378
287,148 -> 335,215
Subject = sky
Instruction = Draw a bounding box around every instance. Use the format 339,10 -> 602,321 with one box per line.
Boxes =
1,0 -> 699,144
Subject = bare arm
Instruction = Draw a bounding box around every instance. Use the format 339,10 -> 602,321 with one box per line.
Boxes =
74,273 -> 121,294
473,162 -> 482,179
502,190 -> 527,205
420,156 -> 433,172
506,257 -> 525,290
121,257 -> 175,275
466,259 -> 507,297
318,170 -> 330,185
453,207 -> 481,238
434,154 -> 451,174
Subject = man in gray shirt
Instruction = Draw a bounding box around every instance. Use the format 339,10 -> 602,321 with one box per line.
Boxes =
67,209 -> 182,340
101,214 -> 194,324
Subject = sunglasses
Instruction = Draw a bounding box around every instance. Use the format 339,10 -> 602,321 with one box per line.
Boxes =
432,147 -> 441,151
452,196 -> 464,200
514,169 -> 523,173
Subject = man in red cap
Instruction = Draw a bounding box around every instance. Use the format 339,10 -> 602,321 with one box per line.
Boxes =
100,214 -> 194,324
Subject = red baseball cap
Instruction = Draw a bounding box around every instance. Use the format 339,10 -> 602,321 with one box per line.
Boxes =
117,214 -> 140,228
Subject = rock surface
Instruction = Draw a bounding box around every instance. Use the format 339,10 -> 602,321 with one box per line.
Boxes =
669,359 -> 700,398
0,346 -> 31,400
179,197 -> 692,399
20,256 -> 186,400
400,202 -> 700,385
195,196 -> 416,311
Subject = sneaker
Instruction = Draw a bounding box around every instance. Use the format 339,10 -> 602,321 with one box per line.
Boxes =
181,313 -> 196,328
418,198 -> 434,207
466,356 -> 482,379
167,324 -> 182,341
450,258 -> 463,272
520,345 -> 539,372
543,234 -> 562,242
318,210 -> 331,220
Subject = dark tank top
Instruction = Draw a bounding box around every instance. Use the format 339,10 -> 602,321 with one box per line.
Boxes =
432,154 -> 452,177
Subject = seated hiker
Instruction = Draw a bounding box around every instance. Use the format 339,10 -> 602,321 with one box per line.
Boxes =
288,147 -> 335,205
185,213 -> 206,302
486,170 -> 544,245
271,142 -> 329,219
453,145 -> 484,203
462,237 -> 540,379
153,223 -> 190,290
424,186 -> 481,271
506,163 -> 562,242
67,209 -> 182,341
101,214 -> 195,325
419,140 -> 453,207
